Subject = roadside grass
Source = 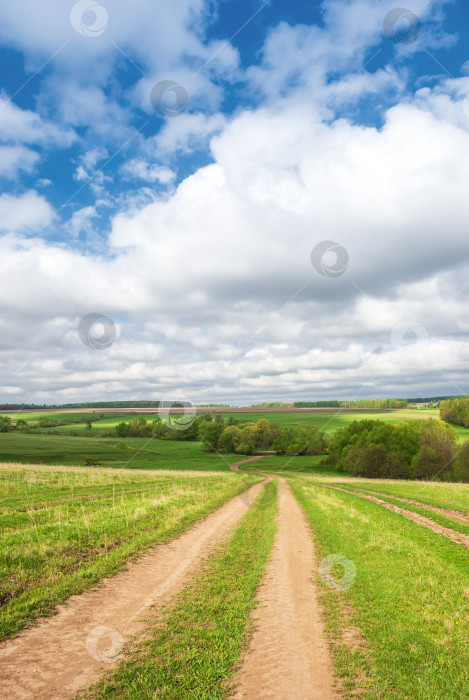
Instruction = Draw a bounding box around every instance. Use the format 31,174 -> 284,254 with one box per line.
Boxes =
0,463 -> 261,641
80,480 -> 278,700
291,481 -> 469,699
0,434 -> 241,471
335,480 -> 469,513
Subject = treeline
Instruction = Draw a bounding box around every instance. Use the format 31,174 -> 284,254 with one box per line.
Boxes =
0,401 -> 193,410
440,398 -> 469,427
115,416 -> 327,456
328,418 -> 469,480
294,399 -> 408,409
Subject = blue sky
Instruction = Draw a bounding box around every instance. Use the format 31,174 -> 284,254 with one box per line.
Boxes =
1,0 -> 469,403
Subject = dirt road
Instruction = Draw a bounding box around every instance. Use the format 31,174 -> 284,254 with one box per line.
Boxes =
230,456 -> 266,473
0,482 -> 265,700
232,479 -> 335,699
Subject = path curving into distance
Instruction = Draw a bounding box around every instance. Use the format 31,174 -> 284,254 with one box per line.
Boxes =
230,456 -> 267,473
0,482 -> 265,700
232,478 -> 336,699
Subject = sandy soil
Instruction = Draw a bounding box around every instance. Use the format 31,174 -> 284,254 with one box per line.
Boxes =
330,486 -> 469,548
0,481 -> 265,700
231,479 -> 335,700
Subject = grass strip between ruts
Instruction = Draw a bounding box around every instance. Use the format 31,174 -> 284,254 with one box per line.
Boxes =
80,479 -> 278,700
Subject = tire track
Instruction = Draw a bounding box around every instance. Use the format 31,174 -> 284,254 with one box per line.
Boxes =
348,487 -> 469,524
231,479 -> 335,699
327,486 -> 469,548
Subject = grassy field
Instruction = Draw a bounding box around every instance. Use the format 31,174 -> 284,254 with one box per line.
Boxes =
82,480 -> 278,699
5,406 -> 469,475
0,433 -> 242,471
0,463 -> 260,641
291,480 -> 469,699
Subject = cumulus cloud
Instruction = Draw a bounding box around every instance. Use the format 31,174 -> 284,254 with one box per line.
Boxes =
1,0 -> 468,402
0,191 -> 54,232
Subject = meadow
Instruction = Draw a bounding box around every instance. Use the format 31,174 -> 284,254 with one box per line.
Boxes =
0,433 -> 241,471
0,463 -> 260,641
3,406 -> 469,475
3,408 -> 469,697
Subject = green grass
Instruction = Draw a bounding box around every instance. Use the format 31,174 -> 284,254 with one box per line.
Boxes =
291,480 -> 469,699
0,433 -> 242,471
81,480 -> 278,699
0,463 -> 261,641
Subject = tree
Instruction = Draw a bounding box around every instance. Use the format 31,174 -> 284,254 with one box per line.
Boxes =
115,422 -> 128,437
0,416 -> 11,433
272,426 -> 297,455
253,419 -> 274,448
452,442 -> 469,482
411,446 -> 446,480
218,426 -> 243,453
199,422 -> 225,452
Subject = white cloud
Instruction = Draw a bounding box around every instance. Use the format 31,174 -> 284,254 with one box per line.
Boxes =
120,159 -> 175,184
2,78 -> 469,400
0,0 -> 467,402
0,96 -> 75,146
0,191 -> 53,232
67,205 -> 99,237
0,145 -> 39,178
